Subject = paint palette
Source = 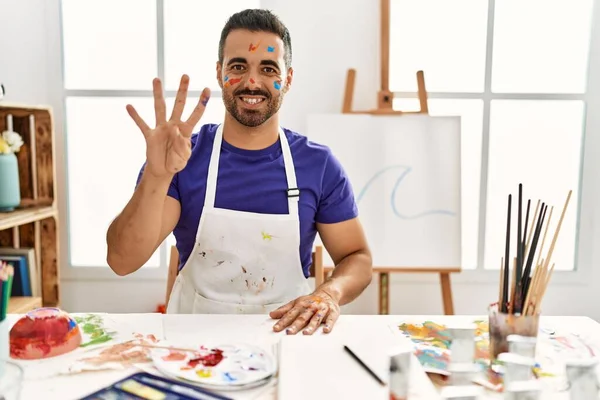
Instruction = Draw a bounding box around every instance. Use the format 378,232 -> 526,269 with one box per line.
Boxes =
150,342 -> 276,391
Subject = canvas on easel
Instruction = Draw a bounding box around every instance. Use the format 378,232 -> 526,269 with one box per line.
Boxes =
309,0 -> 462,316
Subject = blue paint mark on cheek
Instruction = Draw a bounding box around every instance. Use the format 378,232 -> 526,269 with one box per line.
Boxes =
224,75 -> 229,82
274,81 -> 282,90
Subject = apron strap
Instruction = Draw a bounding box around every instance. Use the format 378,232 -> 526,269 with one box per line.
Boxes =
278,127 -> 300,217
204,124 -> 224,210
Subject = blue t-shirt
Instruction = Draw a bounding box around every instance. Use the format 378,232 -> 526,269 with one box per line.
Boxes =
136,123 -> 358,278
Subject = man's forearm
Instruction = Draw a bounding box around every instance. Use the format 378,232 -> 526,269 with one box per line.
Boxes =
106,170 -> 173,275
318,249 -> 373,306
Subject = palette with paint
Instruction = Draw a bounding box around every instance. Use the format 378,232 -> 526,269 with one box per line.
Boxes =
150,342 -> 276,391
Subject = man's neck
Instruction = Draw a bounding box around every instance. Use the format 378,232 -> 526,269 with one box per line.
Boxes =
222,113 -> 280,150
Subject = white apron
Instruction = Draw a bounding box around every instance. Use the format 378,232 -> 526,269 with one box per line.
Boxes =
166,123 -> 311,314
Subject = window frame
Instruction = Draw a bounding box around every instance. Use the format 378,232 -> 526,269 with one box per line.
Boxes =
58,0 -> 226,281
390,0 -> 596,286
55,0 -> 599,287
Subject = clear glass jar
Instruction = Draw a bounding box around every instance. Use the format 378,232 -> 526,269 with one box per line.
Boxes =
0,359 -> 23,400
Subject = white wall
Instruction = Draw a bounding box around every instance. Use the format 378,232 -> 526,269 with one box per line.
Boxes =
2,0 -> 600,318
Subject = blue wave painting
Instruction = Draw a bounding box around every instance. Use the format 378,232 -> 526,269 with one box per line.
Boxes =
355,165 -> 456,219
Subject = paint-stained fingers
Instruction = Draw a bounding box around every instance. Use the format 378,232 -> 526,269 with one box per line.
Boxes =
270,299 -> 295,320
323,307 -> 340,333
169,74 -> 190,122
126,104 -> 150,137
272,305 -> 302,332
303,305 -> 328,335
153,78 -> 167,125
286,308 -> 315,335
184,88 -> 211,136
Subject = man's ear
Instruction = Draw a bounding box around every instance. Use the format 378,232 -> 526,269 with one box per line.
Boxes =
216,62 -> 224,89
283,67 -> 293,93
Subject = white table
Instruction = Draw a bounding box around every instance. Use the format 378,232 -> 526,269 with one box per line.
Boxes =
4,314 -> 600,399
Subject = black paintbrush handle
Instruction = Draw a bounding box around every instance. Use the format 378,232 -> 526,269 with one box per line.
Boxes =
519,204 -> 547,312
343,345 -> 386,386
503,194 -> 512,313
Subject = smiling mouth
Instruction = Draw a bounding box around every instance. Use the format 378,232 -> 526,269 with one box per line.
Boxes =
238,96 -> 266,105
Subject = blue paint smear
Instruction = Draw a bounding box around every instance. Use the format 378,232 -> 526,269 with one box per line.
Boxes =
267,46 -> 275,52
274,81 -> 281,90
223,372 -> 236,382
356,165 -> 456,219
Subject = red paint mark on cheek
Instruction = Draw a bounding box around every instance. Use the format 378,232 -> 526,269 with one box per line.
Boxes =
225,78 -> 242,87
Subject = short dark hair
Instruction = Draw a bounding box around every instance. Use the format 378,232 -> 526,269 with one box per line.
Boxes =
218,9 -> 292,70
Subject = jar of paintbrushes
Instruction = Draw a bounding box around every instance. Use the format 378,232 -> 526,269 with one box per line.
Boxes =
1,261 -> 14,363
490,184 -> 572,361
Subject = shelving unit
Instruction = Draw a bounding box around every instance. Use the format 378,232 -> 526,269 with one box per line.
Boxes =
0,103 -> 60,311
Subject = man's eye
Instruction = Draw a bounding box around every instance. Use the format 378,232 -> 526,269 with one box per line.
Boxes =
263,67 -> 276,73
232,65 -> 245,71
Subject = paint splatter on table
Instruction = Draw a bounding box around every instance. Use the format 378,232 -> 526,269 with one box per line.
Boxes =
395,319 -> 599,392
74,314 -> 118,347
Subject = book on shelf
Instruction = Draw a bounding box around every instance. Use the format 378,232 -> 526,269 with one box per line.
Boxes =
0,247 -> 39,297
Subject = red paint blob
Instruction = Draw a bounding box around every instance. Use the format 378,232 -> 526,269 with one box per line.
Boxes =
10,307 -> 82,360
187,348 -> 224,368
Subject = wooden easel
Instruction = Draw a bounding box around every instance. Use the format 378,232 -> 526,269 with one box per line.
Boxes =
318,0 -> 461,315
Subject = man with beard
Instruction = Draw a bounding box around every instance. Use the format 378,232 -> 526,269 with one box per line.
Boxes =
106,9 -> 372,335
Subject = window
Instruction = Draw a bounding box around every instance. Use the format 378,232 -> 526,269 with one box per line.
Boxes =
390,0 -> 594,271
60,0 -> 257,274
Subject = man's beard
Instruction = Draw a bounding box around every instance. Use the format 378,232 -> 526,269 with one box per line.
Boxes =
223,88 -> 282,127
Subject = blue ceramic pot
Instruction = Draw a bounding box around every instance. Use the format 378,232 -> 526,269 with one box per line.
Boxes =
0,153 -> 21,212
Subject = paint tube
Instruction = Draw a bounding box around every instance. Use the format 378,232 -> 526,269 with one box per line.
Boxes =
503,380 -> 542,400
447,362 -> 482,386
448,324 -> 476,363
497,353 -> 535,387
440,384 -> 483,399
388,348 -> 411,400
565,358 -> 599,400
507,334 -> 537,358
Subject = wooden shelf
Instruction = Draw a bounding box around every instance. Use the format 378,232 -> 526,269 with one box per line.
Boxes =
0,104 -> 60,309
8,296 -> 42,313
0,205 -> 57,231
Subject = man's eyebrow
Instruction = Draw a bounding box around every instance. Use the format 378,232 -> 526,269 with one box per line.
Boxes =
227,57 -> 247,66
260,60 -> 280,69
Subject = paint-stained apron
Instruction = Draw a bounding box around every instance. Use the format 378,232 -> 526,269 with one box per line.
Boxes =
166,123 -> 311,314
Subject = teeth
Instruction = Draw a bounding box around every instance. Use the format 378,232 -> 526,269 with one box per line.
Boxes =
241,97 -> 264,104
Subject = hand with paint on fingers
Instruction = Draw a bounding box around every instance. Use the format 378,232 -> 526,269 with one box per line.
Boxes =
269,289 -> 341,335
126,74 -> 211,179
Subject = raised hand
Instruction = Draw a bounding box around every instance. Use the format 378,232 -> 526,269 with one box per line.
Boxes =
126,75 -> 211,179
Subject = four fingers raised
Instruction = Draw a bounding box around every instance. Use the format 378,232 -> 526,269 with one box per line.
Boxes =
126,104 -> 150,137
170,74 -> 190,122
153,77 -> 167,125
185,87 -> 211,135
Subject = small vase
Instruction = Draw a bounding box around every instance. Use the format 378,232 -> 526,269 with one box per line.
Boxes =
0,153 -> 21,212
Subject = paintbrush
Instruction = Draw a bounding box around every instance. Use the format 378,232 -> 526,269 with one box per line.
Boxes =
0,262 -> 14,322
516,184 -> 523,295
502,194 -> 512,313
136,343 -> 205,353
516,203 -> 547,313
343,345 -> 386,387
